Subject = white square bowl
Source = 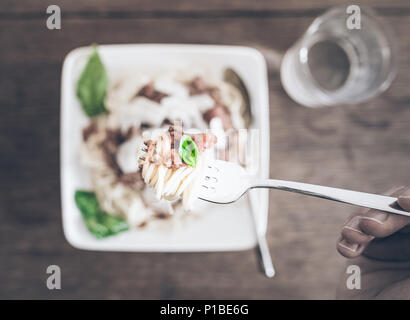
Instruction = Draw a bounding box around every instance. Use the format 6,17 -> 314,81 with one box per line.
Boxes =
60,44 -> 270,252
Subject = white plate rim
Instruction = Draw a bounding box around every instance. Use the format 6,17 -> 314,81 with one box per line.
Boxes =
60,43 -> 270,252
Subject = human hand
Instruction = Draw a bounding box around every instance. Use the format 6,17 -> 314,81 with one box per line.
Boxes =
337,186 -> 410,261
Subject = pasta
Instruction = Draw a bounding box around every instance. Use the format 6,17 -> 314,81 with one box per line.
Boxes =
138,125 -> 217,210
80,67 -> 246,228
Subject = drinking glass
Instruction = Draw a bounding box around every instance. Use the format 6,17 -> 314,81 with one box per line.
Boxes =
280,6 -> 398,107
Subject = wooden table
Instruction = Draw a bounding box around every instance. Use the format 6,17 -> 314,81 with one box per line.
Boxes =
1,0 -> 410,299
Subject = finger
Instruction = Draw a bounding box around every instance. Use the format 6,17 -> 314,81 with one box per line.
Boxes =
359,211 -> 410,238
342,215 -> 374,244
337,186 -> 407,258
336,235 -> 365,258
363,232 -> 410,261
397,188 -> 410,211
338,208 -> 372,258
359,187 -> 410,238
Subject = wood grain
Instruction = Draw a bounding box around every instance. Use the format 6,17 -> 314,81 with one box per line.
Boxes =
1,0 -> 410,15
1,2 -> 410,299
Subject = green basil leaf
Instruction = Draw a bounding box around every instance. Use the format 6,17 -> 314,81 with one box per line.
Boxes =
74,190 -> 129,238
85,217 -> 111,238
74,190 -> 99,219
179,135 -> 198,168
76,47 -> 108,117
99,213 -> 129,234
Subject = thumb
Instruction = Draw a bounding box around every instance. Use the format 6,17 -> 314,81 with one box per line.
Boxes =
357,186 -> 410,239
397,188 -> 410,211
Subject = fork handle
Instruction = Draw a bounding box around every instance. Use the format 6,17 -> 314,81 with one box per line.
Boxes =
250,179 -> 410,217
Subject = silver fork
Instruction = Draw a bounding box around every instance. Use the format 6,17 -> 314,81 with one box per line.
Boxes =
198,160 -> 410,216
